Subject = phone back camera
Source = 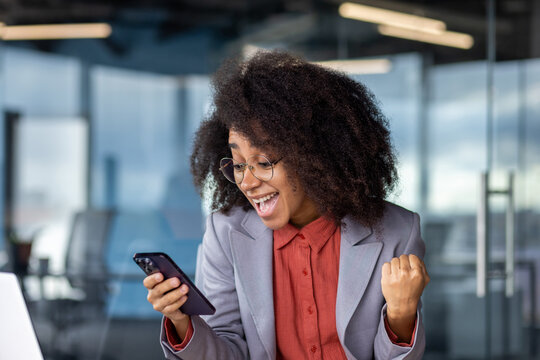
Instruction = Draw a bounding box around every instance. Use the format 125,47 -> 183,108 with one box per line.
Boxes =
139,258 -> 157,273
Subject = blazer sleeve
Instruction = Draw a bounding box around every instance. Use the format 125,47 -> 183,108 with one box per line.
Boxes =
373,212 -> 426,360
160,213 -> 249,360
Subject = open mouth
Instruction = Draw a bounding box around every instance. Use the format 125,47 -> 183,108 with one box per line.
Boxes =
253,192 -> 279,217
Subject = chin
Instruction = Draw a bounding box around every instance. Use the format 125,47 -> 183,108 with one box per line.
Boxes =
260,216 -> 288,231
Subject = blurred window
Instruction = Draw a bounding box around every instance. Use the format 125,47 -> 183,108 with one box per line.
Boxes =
353,53 -> 422,210
90,66 -> 210,317
0,47 -> 85,276
3,47 -> 81,117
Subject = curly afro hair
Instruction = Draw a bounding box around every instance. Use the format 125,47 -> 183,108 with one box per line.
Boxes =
190,50 -> 398,227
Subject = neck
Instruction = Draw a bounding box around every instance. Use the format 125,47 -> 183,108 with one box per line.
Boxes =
290,202 -> 320,228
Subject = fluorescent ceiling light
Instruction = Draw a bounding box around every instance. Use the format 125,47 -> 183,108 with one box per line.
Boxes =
339,2 -> 446,34
1,23 -> 112,41
315,59 -> 392,74
378,25 -> 474,49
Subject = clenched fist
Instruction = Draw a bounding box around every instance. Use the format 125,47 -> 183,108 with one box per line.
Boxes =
381,254 -> 430,342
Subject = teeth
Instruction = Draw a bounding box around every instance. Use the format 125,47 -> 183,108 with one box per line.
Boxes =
253,192 -> 277,204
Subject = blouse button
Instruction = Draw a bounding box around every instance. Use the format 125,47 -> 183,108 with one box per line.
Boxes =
302,268 -> 308,276
298,233 -> 305,239
311,345 -> 317,353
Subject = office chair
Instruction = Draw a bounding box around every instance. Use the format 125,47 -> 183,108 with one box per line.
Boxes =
46,209 -> 115,359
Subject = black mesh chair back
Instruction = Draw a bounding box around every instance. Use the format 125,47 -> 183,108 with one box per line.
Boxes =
64,210 -> 114,303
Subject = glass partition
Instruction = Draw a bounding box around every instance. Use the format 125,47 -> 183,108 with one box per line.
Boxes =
353,53 -> 423,211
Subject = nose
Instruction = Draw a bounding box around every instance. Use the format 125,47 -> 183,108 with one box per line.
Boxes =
240,166 -> 262,191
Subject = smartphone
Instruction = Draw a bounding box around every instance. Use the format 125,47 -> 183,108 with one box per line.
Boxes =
133,252 -> 216,316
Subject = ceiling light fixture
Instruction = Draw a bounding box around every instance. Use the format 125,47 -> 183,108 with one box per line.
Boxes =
338,2 -> 446,34
315,59 -> 392,74
378,25 -> 474,49
1,23 -> 112,41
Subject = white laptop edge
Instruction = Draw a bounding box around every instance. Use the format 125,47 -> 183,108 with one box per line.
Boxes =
0,272 -> 44,360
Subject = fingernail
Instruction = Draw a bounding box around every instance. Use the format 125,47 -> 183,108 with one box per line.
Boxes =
154,273 -> 162,281
171,278 -> 180,287
181,285 -> 188,293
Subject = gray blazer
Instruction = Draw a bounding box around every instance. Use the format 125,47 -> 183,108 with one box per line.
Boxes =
161,202 -> 426,359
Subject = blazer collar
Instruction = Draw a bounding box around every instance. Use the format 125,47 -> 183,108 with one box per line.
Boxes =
230,210 -> 275,360
336,216 -> 382,344
241,209 -> 272,239
341,215 -> 374,246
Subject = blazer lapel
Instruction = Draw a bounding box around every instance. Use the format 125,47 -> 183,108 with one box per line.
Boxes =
335,216 -> 382,343
230,211 -> 276,360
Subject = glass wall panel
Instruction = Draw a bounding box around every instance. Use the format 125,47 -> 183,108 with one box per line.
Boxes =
0,46 -> 82,259
90,66 -> 208,320
0,45 -> 86,282
91,66 -> 181,209
422,65 -> 489,352
420,57 -> 540,359
427,62 -> 487,215
15,118 -> 88,275
3,47 -> 81,117
519,58 -> 540,357
353,53 -> 422,211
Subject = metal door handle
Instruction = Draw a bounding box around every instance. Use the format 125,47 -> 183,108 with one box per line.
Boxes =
505,173 -> 515,297
477,172 -> 488,298
476,171 -> 515,298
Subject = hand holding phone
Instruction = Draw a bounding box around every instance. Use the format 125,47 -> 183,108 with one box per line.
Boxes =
134,252 -> 215,316
143,271 -> 191,336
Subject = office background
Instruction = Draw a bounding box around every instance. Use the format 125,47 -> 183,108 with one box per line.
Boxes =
0,0 -> 538,359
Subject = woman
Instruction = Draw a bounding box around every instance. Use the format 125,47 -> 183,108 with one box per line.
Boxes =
143,51 -> 429,359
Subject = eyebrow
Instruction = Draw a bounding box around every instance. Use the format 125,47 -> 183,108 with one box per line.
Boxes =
228,143 -> 239,149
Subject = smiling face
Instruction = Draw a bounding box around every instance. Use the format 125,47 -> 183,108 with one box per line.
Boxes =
228,130 -> 320,230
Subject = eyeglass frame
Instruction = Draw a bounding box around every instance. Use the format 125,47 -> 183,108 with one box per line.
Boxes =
219,154 -> 283,184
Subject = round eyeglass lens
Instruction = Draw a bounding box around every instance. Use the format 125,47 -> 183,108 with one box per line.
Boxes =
219,155 -> 275,184
250,155 -> 274,182
219,158 -> 238,183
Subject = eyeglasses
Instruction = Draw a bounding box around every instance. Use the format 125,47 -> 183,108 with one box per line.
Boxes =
219,154 -> 282,184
